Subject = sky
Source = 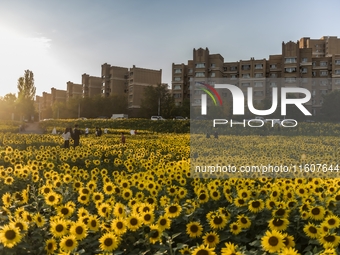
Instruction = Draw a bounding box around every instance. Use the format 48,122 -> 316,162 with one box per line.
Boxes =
0,0 -> 340,98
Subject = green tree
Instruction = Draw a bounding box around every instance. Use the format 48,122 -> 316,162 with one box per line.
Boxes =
320,90 -> 340,122
17,70 -> 36,121
0,93 -> 17,120
140,84 -> 175,118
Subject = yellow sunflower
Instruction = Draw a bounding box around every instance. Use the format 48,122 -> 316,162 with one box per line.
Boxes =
0,224 -> 22,248
203,231 -> 220,248
157,215 -> 172,231
165,204 -> 182,218
309,206 -> 326,221
127,213 -> 142,231
111,218 -> 127,235
99,232 -> 119,252
50,219 -> 69,238
69,221 -> 88,240
237,214 -> 251,229
59,235 -> 78,252
191,244 -> 216,255
186,221 -> 203,238
87,215 -> 100,232
318,234 -> 340,249
268,218 -> 290,231
45,238 -> 57,254
261,230 -> 285,253
149,224 -> 162,244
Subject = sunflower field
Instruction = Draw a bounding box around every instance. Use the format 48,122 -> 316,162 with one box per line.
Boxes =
0,126 -> 340,254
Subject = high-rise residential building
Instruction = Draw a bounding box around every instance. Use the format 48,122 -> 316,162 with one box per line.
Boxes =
101,63 -> 162,111
82,74 -> 102,97
67,81 -> 83,100
172,36 -> 340,116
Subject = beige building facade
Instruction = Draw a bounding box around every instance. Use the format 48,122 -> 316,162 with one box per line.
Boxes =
172,36 -> 340,116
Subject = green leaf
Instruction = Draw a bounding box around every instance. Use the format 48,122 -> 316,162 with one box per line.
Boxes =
171,232 -> 181,239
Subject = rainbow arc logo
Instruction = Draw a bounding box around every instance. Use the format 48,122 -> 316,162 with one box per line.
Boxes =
198,82 -> 222,106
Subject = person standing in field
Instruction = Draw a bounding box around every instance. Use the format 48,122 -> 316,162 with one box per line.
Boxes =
72,124 -> 81,147
61,127 -> 72,148
121,132 -> 126,144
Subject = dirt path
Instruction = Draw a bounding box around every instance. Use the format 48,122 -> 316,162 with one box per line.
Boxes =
20,122 -> 44,134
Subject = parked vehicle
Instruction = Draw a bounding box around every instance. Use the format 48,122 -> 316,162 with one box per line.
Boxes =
111,114 -> 128,119
151,116 -> 166,120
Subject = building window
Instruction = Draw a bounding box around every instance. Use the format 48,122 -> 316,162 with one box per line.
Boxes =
254,91 -> 264,97
285,67 -> 296,73
231,74 -> 237,79
301,67 -> 308,74
270,73 -> 277,78
285,77 -> 296,83
174,77 -> 181,81
173,93 -> 182,98
254,82 -> 263,87
335,79 -> 340,84
312,90 -> 316,96
320,80 -> 328,86
173,85 -> 181,90
285,58 -> 297,63
188,69 -> 193,73
320,90 -> 327,95
211,63 -> 216,68
301,58 -> 308,63
270,64 -> 276,69
195,63 -> 205,68
335,60 -> 340,65
312,62 -> 316,67
320,71 -> 328,76
312,71 -> 316,77
230,66 -> 237,71
242,74 -> 250,78
241,83 -> 250,87
174,69 -> 182,74
195,72 -> 205,77
302,78 -> 308,83
193,99 -> 201,104
335,70 -> 340,75
210,72 -> 215,78
255,73 -> 263,78
223,67 -> 227,71
242,65 -> 251,70
270,82 -> 277,87
320,61 -> 327,67
194,90 -> 202,95
255,64 -> 263,69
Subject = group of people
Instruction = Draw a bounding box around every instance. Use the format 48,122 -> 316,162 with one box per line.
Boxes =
61,125 -> 81,148
62,125 -> 126,148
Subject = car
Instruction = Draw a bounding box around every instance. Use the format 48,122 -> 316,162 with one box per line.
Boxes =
96,116 -> 109,119
151,116 -> 166,120
174,116 -> 186,120
78,117 -> 88,120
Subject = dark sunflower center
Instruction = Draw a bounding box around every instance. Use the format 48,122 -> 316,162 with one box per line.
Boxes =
61,208 -> 69,215
106,186 -> 113,192
232,224 -> 238,230
116,222 -> 123,229
5,230 -> 16,240
130,218 -> 138,226
65,239 -> 74,247
213,217 -> 223,225
15,223 -> 24,230
275,209 -> 285,216
118,208 -> 123,214
252,201 -> 260,208
324,235 -> 336,242
48,196 -> 55,202
190,225 -> 199,232
124,192 -> 130,197
160,219 -> 167,225
311,208 -> 320,215
151,230 -> 159,238
76,226 -> 83,235
212,192 -> 218,197
199,194 -> 206,200
104,238 -> 113,246
207,235 -> 215,242
56,224 -> 64,232
47,243 -> 53,250
169,206 -> 178,213
273,219 -> 284,226
241,218 -> 247,224
144,214 -> 151,221
95,195 -> 101,200
91,220 -> 97,227
328,219 -> 336,225
268,236 -> 279,246
196,250 -> 209,255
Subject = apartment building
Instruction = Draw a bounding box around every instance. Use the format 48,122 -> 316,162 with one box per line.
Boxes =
82,74 -> 102,97
66,81 -> 83,100
101,63 -> 162,110
172,36 -> 340,116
